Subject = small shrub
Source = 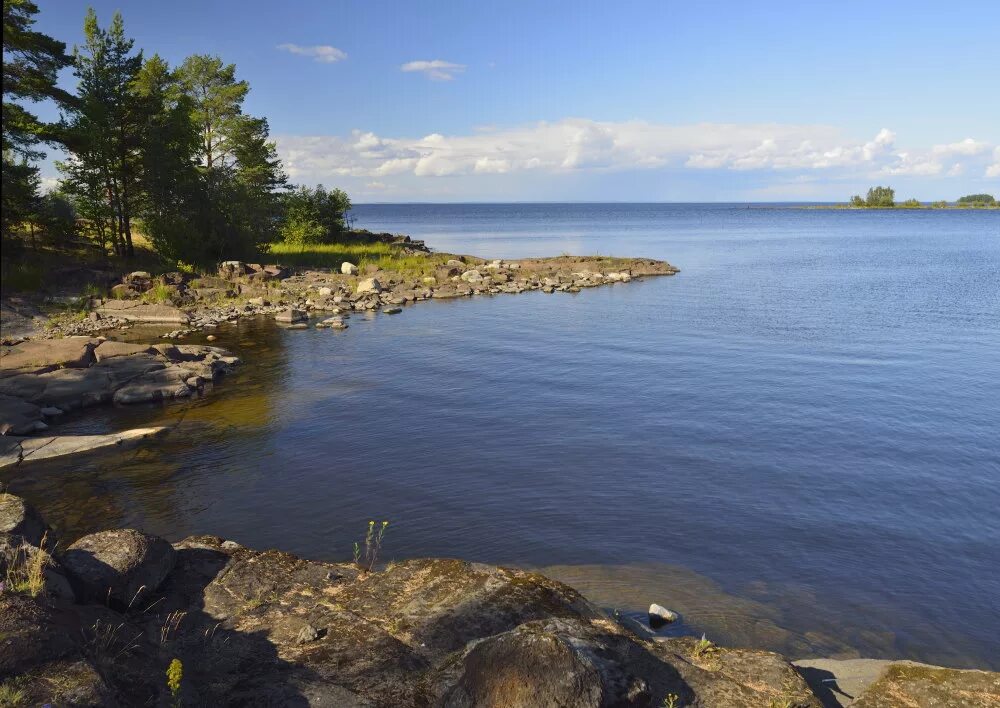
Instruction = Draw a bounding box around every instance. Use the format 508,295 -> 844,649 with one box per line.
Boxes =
353,520 -> 389,573
691,634 -> 719,659
143,283 -> 174,304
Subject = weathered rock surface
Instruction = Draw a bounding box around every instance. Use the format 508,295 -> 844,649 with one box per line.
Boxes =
96,300 -> 191,323
61,529 -> 176,606
852,662 -> 1000,707
0,426 -> 168,469
0,336 -> 97,375
0,594 -> 112,705
0,493 -> 50,546
0,340 -> 240,463
275,308 -> 307,323
0,394 -> 45,435
0,502 -> 996,707
795,657 -> 1000,707
92,339 -> 156,361
357,277 -> 382,294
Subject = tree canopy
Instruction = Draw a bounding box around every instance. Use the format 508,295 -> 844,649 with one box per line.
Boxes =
1,0 -> 73,243
3,2 -> 347,269
957,193 -> 995,204
849,186 -> 895,208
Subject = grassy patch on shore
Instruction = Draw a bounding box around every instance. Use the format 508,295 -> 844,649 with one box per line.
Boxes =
268,242 -> 454,277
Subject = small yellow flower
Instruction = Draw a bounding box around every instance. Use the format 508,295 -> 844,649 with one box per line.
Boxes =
166,658 -> 183,697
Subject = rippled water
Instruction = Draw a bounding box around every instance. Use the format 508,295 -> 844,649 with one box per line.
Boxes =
5,204 -> 999,668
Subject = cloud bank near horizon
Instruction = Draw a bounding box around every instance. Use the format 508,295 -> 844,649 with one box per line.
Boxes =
276,119 -> 998,198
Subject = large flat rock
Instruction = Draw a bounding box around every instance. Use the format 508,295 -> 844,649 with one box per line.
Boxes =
0,337 -> 98,375
0,427 -> 168,468
96,300 -> 191,323
795,657 -> 1000,707
0,393 -> 43,435
93,340 -> 157,361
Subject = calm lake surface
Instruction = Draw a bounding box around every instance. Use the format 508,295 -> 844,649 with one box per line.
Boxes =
5,204 -> 999,668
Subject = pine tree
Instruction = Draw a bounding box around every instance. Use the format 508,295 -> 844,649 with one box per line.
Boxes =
176,55 -> 286,261
59,9 -> 144,257
1,0 -> 73,243
132,54 -> 204,263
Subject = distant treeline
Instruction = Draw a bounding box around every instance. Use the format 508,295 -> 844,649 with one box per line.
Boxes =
848,187 -> 997,209
2,0 -> 352,267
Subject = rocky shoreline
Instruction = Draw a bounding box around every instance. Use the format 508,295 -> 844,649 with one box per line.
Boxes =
21,252 -> 679,341
1,494 -> 997,707
1,250 -> 677,463
0,338 -> 241,468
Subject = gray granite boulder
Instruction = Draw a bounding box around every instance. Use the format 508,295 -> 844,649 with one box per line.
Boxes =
61,529 -> 176,606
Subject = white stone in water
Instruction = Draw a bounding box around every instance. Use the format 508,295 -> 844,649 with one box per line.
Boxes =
648,603 -> 679,628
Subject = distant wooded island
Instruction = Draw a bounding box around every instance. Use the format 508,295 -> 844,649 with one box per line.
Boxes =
840,187 -> 998,209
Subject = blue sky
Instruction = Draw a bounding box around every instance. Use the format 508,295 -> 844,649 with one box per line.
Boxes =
33,0 -> 1000,202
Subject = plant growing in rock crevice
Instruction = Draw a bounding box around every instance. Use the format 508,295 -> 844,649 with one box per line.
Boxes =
2,532 -> 51,597
353,520 -> 389,573
691,634 -> 719,660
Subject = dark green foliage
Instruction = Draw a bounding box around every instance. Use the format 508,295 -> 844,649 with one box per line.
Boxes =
131,54 -> 204,263
865,186 -> 895,207
174,55 -> 287,263
957,193 -> 995,205
57,9 -> 144,257
849,186 -> 895,207
6,4 -> 348,270
280,185 -> 353,244
1,0 -> 73,243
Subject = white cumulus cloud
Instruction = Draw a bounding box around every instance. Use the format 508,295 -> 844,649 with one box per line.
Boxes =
985,147 -> 1000,178
401,59 -> 465,81
275,120 -> 997,187
277,43 -> 347,63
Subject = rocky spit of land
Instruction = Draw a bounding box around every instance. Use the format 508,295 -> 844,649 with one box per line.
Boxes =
8,253 -> 680,342
3,494 -> 996,707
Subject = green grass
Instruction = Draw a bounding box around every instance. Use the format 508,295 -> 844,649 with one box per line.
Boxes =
0,679 -> 28,706
141,282 -> 174,304
268,242 -> 454,277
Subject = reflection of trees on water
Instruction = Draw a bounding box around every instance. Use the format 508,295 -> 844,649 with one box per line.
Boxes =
0,317 -> 289,543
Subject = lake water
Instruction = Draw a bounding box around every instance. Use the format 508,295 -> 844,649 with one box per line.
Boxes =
5,204 -> 999,669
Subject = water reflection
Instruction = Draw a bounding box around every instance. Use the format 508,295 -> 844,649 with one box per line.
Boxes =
1,316 -> 288,541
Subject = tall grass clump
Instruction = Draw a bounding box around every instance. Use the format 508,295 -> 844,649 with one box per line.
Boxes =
353,520 -> 389,573
2,532 -> 51,597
